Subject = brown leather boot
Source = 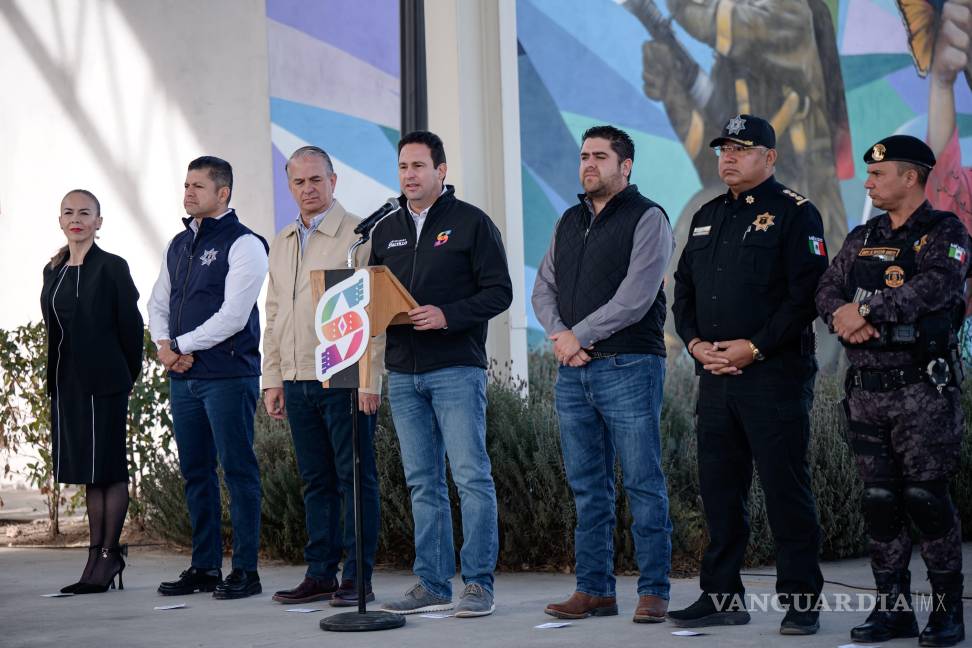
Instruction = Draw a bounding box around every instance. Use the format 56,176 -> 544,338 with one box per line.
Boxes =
545,591 -> 618,619
633,594 -> 668,623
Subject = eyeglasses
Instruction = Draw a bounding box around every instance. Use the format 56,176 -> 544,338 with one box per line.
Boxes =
714,144 -> 766,157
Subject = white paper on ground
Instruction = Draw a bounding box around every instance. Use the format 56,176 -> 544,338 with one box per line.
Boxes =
420,613 -> 453,619
154,603 -> 187,610
40,593 -> 74,598
285,607 -> 323,613
535,622 -> 572,629
838,644 -> 882,648
672,630 -> 707,636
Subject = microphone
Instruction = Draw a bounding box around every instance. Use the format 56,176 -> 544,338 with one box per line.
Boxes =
354,198 -> 400,236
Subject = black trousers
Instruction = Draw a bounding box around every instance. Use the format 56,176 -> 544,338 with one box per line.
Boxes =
695,372 -> 823,597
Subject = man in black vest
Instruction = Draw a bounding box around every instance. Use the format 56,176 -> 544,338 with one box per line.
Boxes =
670,115 -> 827,634
532,125 -> 675,624
817,135 -> 968,647
148,156 -> 269,600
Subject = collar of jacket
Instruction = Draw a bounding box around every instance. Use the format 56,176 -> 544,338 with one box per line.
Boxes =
575,183 -> 641,219
181,208 -> 239,236
395,184 -> 457,214
723,175 -> 777,205
874,200 -> 937,237
281,200 -> 348,239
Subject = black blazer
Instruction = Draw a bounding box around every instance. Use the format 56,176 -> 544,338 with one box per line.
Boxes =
40,244 -> 144,396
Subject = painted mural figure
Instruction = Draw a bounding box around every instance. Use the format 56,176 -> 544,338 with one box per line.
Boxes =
634,0 -> 851,260
816,134 -> 968,647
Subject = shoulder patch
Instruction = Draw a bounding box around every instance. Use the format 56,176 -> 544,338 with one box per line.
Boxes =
781,188 -> 808,206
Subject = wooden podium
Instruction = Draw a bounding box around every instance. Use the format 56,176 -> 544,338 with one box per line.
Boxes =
310,265 -> 417,389
311,265 -> 416,633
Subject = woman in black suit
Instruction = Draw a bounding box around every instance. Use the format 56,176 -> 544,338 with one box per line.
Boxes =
40,189 -> 144,594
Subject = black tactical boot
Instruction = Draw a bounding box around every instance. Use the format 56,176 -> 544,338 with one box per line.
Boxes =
919,570 -> 965,647
850,569 -> 919,642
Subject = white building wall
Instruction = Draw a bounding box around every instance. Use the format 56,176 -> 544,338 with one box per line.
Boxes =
0,0 -> 274,330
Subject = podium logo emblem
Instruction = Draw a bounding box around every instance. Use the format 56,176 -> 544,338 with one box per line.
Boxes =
315,269 -> 371,382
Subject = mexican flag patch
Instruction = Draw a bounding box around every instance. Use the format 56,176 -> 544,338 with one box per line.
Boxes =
808,236 -> 826,257
948,243 -> 968,264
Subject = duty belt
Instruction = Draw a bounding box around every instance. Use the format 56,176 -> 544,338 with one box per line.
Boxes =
849,366 -> 924,392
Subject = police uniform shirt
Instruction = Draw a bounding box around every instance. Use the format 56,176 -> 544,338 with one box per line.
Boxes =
673,175 -> 829,359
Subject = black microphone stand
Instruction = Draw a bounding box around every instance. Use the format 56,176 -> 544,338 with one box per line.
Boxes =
320,220 -> 405,633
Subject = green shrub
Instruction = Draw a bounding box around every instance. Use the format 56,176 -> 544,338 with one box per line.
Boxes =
140,352 -> 971,573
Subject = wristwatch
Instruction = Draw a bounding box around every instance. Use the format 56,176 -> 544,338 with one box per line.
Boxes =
169,338 -> 181,355
858,302 -> 871,319
748,341 -> 765,361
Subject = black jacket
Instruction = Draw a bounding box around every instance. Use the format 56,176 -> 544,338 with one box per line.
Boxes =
41,244 -> 144,396
369,186 -> 513,373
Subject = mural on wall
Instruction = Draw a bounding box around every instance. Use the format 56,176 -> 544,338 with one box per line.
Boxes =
265,0 -> 400,232
518,0 -> 972,347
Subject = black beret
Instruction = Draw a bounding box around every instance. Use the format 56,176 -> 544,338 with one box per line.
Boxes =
863,134 -> 935,168
709,114 -> 776,149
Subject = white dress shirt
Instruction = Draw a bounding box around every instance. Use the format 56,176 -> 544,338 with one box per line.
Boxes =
148,210 -> 269,354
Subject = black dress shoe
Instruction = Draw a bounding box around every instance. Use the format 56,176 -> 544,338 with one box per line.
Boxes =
213,568 -> 262,600
781,609 -> 820,635
158,566 -> 222,596
667,593 -> 751,628
271,576 -> 338,604
331,579 -> 375,607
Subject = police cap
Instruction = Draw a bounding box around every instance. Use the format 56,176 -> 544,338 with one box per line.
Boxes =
709,114 -> 776,149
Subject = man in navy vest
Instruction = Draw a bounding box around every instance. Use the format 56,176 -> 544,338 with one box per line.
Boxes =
532,125 -> 675,624
148,156 -> 269,600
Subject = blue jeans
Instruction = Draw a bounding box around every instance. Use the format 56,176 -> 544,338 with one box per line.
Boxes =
283,381 -> 379,583
387,367 -> 497,599
170,377 -> 261,571
555,354 -> 672,599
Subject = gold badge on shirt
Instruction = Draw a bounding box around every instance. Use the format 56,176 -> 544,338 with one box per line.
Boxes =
752,212 -> 775,232
914,235 -> 928,253
745,196 -> 755,205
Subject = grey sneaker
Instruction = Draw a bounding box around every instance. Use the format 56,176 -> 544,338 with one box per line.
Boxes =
380,583 -> 453,615
454,583 -> 495,618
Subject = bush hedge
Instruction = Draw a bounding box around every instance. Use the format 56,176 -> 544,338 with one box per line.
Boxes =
141,352 -> 972,573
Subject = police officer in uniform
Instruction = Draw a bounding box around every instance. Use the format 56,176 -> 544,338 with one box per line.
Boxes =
816,135 -> 967,647
671,115 -> 828,634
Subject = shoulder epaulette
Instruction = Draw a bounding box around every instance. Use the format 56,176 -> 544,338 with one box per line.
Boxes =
781,188 -> 809,206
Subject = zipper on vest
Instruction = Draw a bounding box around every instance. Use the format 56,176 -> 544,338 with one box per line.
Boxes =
176,235 -> 199,336
570,225 -> 591,324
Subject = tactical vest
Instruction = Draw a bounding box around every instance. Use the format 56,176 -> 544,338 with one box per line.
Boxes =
845,216 -> 962,354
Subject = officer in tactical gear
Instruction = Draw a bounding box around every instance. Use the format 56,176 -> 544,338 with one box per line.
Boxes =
816,134 -> 968,647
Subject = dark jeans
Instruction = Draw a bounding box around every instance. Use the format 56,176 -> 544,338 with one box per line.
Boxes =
170,377 -> 261,571
283,381 -> 379,583
696,372 -> 823,599
555,354 -> 672,599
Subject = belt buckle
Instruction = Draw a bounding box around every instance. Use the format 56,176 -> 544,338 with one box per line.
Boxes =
852,372 -> 863,390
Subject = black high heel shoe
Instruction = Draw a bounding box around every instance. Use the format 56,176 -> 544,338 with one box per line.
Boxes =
73,545 -> 127,594
60,545 -> 102,594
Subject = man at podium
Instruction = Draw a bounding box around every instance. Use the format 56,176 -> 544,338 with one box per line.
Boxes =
262,146 -> 385,607
370,131 -> 513,618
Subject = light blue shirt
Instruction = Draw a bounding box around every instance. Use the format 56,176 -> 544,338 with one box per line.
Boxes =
296,202 -> 334,255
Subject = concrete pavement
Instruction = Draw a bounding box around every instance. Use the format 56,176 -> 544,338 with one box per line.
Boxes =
1,543 -> 969,648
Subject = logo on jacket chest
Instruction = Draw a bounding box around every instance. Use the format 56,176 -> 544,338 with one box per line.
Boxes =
387,239 -> 409,249
752,213 -> 775,232
434,230 -> 452,247
199,248 -> 219,266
